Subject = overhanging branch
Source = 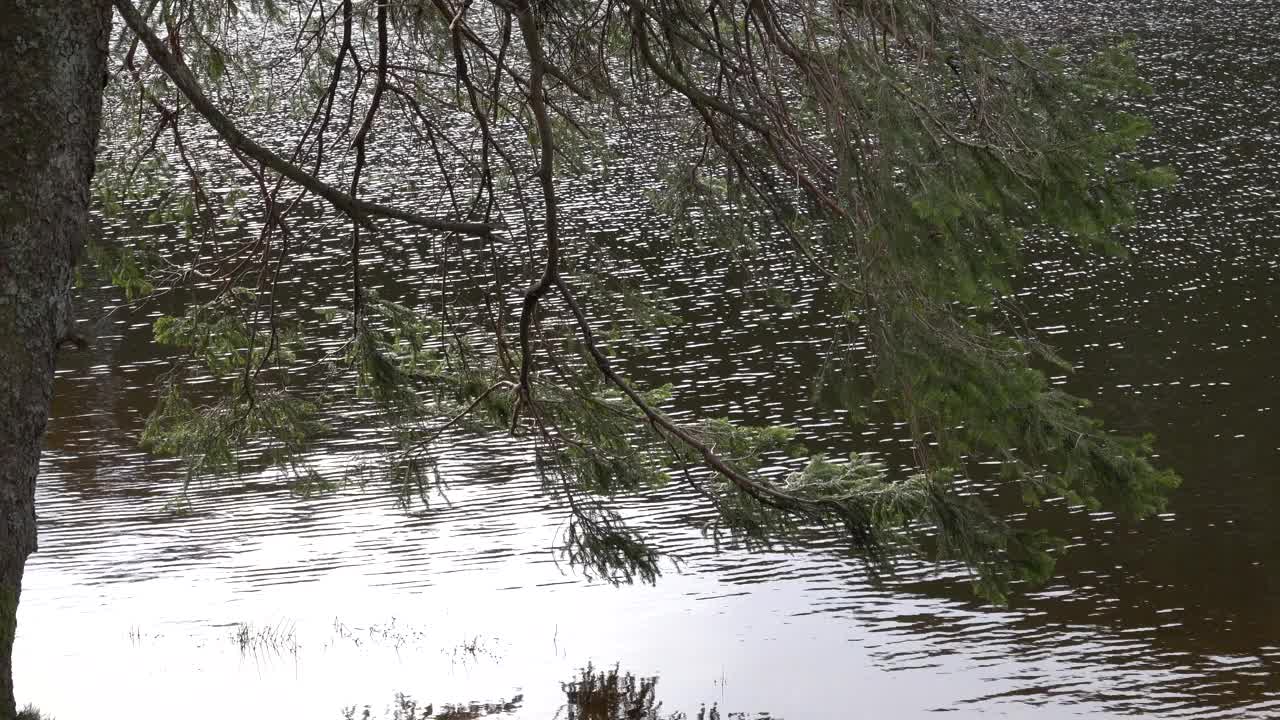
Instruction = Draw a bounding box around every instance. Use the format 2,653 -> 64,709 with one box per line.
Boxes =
112,0 -> 496,238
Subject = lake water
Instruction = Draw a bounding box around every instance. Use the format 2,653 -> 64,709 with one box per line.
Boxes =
15,1 -> 1279,717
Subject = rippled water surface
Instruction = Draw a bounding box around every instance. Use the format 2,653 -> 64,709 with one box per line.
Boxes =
16,1 -> 1279,718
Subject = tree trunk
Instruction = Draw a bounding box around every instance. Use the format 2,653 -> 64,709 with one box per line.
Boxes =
0,2 -> 111,716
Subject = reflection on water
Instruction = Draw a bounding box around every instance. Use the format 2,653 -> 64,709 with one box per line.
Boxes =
347,664 -> 753,720
344,691 -> 522,720
562,665 -> 666,720
14,0 -> 1280,718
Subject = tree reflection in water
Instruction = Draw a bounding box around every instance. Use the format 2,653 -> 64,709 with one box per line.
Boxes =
562,663 -> 774,719
343,663 -> 777,719
561,663 -> 666,719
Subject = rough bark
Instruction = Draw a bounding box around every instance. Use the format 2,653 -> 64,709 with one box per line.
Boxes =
0,2 -> 112,716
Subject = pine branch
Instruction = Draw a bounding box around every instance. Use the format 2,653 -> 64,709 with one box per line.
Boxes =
112,0 -> 496,237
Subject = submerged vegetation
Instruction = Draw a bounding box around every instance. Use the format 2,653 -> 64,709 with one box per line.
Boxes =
88,0 -> 1180,603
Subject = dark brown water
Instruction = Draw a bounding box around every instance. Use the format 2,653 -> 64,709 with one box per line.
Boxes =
15,1 -> 1279,718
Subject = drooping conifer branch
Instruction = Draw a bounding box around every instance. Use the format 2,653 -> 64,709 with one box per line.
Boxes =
515,0 -> 562,404
348,0 -> 391,329
112,0 -> 495,237
552,275 -> 880,553
108,0 -> 1181,599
